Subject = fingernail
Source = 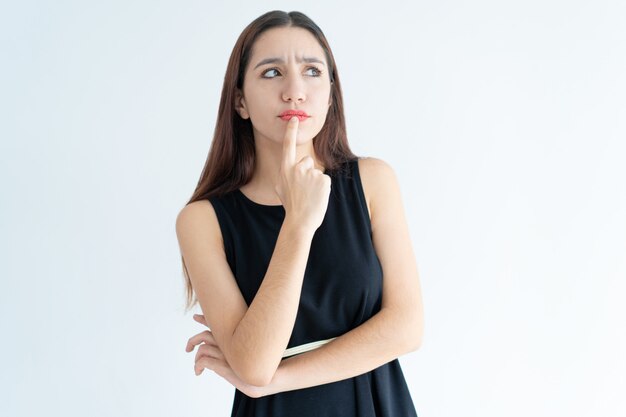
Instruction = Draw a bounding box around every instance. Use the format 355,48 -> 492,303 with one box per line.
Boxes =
290,116 -> 298,122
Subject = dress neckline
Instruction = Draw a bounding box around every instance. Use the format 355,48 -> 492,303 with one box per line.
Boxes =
235,188 -> 284,209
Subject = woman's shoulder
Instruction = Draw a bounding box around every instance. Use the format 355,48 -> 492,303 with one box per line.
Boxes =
177,199 -> 214,219
176,199 -> 223,246
355,156 -> 396,174
355,156 -> 401,220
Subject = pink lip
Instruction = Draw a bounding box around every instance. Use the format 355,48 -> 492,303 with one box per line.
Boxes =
278,110 -> 310,121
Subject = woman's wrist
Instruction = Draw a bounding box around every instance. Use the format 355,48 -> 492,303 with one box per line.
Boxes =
282,217 -> 317,241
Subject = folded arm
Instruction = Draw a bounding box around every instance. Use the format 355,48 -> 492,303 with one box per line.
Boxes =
262,157 -> 424,396
260,305 -> 421,396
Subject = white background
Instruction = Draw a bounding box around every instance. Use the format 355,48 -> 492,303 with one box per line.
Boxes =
1,1 -> 625,416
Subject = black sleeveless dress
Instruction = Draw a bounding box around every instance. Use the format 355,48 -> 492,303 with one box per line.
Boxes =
208,158 -> 418,417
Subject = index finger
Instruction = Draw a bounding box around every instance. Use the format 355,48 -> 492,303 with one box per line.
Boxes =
282,116 -> 299,168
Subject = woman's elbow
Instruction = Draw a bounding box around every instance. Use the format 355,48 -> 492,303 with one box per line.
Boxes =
234,360 -> 275,387
239,370 -> 273,388
407,315 -> 424,351
409,334 -> 423,351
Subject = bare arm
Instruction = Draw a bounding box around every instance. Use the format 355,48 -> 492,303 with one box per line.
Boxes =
261,305 -> 421,396
230,219 -> 315,386
259,157 -> 424,395
178,117 -> 331,387
177,203 -> 315,387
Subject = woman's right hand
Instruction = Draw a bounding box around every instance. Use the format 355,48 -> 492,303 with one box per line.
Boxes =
274,116 -> 331,233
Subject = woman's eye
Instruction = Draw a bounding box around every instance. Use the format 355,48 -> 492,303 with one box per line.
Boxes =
262,68 -> 280,78
305,67 -> 322,76
261,67 -> 322,79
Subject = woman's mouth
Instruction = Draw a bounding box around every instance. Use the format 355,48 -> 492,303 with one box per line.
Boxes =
278,110 -> 310,122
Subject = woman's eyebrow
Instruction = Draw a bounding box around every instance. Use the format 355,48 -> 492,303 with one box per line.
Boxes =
253,56 -> 326,70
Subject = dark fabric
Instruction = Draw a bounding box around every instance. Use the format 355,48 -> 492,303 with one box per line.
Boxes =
208,158 -> 418,417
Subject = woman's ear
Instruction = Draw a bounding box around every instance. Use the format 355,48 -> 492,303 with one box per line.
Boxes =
234,89 -> 250,119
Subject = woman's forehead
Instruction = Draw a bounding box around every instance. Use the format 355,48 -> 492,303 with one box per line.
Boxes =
251,27 -> 325,62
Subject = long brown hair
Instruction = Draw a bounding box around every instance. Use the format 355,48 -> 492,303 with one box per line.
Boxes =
180,10 -> 358,312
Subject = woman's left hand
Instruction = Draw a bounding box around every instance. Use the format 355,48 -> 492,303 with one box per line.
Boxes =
186,314 -> 266,399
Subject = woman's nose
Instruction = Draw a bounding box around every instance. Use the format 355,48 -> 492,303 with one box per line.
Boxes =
281,76 -> 305,102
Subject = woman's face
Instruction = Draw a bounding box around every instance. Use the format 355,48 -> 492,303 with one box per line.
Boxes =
236,26 -> 332,145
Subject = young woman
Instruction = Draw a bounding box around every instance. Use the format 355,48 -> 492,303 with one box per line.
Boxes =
176,10 -> 424,416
